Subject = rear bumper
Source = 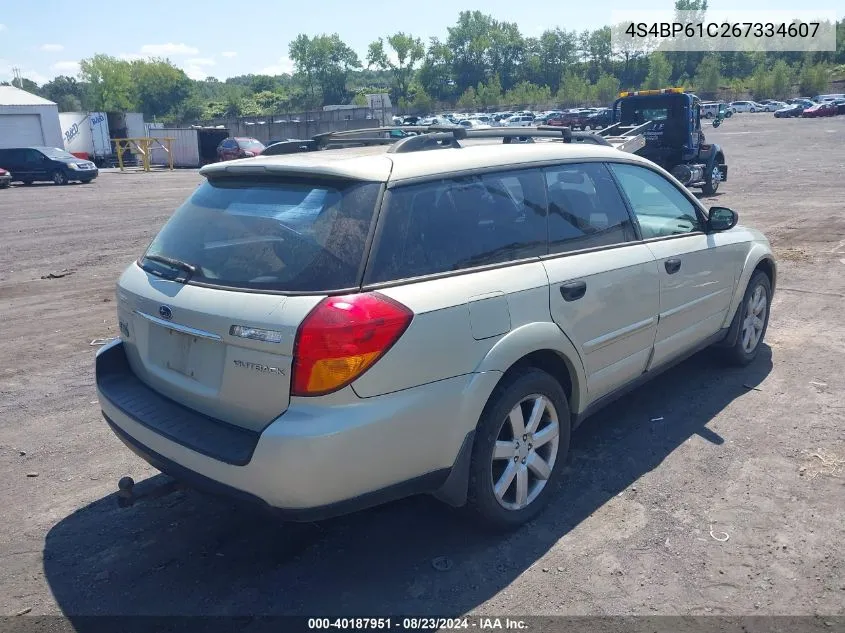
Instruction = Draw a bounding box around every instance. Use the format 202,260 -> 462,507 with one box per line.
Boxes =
96,340 -> 499,518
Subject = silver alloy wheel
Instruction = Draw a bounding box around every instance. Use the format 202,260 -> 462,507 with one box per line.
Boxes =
710,166 -> 721,191
53,171 -> 66,185
491,394 -> 560,511
741,284 -> 767,353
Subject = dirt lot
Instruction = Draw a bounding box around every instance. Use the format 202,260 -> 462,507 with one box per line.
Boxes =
1,114 -> 844,622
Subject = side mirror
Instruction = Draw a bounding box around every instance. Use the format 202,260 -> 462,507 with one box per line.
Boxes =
708,206 -> 738,232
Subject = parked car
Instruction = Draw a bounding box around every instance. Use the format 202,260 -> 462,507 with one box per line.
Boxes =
458,119 -> 492,129
801,102 -> 837,118
582,109 -> 612,130
0,146 -> 98,185
729,101 -> 761,113
96,130 -> 776,529
773,104 -> 805,118
0,167 -> 11,188
505,114 -> 535,127
832,99 -> 845,115
547,111 -> 590,129
760,101 -> 787,112
700,102 -> 721,118
216,137 -> 265,161
813,93 -> 845,103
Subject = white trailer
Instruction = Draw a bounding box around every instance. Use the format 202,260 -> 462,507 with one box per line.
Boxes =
59,112 -> 111,164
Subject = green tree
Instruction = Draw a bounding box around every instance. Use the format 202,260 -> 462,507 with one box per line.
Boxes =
504,81 -> 551,106
557,71 -> 594,105
457,86 -> 479,109
586,27 -> 613,80
289,33 -> 361,105
769,60 -> 792,99
644,52 -> 672,89
447,11 -> 495,93
417,37 -> 455,102
486,19 -> 525,90
534,29 -> 578,93
477,74 -> 503,107
79,54 -> 135,111
252,90 -> 289,114
728,77 -> 746,100
798,63 -> 829,96
694,55 -> 721,98
749,64 -> 770,99
57,95 -> 82,112
169,94 -> 206,124
367,32 -> 425,105
41,76 -> 88,110
595,73 -> 620,104
130,58 -> 192,119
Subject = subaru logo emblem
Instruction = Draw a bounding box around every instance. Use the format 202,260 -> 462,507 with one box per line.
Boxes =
158,305 -> 173,320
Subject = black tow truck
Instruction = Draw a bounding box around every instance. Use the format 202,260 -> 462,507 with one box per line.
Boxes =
600,87 -> 728,194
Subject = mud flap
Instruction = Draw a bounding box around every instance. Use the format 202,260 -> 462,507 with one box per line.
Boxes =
432,431 -> 475,507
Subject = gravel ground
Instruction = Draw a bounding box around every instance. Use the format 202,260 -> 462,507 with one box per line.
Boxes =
0,114 -> 843,623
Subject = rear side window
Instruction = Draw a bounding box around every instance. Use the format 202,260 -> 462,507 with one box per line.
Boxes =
366,169 -> 547,283
544,162 -> 636,253
141,178 -> 380,292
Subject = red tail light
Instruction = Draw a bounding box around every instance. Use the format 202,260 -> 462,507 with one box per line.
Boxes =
291,292 -> 413,396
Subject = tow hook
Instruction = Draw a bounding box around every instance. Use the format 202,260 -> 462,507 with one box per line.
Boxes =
116,476 -> 184,508
117,476 -> 135,507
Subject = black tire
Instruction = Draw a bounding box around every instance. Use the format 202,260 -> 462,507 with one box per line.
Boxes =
22,180 -> 33,186
52,170 -> 68,186
466,368 -> 571,530
702,163 -> 721,195
0,182 -> 9,189
704,112 -> 713,118
722,271 -> 772,366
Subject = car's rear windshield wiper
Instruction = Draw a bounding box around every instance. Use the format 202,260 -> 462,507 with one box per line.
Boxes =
141,254 -> 197,281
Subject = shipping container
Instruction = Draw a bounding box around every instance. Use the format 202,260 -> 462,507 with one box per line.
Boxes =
148,127 -> 229,168
59,112 -> 111,163
148,128 -> 200,168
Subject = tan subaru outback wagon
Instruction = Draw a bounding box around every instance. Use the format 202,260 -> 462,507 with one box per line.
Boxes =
96,127 -> 776,529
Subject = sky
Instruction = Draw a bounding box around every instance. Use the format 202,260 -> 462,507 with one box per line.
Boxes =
0,0 -> 839,86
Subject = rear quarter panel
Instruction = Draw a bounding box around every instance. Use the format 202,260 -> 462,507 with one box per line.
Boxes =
354,262 -> 552,399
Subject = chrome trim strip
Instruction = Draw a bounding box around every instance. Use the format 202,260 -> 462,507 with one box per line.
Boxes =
133,310 -> 222,341
583,316 -> 656,353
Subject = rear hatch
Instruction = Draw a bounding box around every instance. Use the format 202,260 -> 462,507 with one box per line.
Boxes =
116,174 -> 382,432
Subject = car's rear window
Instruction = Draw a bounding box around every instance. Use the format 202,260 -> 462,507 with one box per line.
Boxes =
141,177 -> 380,292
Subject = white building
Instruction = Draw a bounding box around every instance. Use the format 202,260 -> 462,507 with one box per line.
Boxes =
0,86 -> 63,148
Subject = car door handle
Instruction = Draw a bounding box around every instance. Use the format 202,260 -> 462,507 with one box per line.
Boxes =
665,258 -> 682,274
560,281 -> 587,302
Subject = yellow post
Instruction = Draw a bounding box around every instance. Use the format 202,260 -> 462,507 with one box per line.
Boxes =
116,139 -> 125,171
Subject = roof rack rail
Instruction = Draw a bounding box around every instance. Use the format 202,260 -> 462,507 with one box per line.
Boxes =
260,123 -> 620,157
